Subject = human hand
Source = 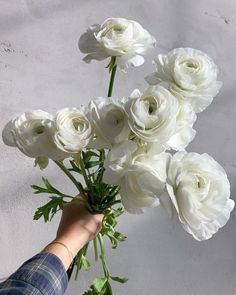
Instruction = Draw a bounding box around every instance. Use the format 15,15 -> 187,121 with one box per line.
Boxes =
56,199 -> 104,252
43,197 -> 104,270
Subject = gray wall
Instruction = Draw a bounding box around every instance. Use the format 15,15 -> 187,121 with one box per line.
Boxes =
0,1 -> 236,294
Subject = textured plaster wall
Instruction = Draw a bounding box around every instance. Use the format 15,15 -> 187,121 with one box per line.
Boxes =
0,1 -> 236,294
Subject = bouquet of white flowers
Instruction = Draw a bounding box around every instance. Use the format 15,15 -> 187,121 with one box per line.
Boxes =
2,17 -> 234,295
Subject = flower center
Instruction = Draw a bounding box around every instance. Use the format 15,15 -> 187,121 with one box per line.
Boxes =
105,24 -> 125,38
143,96 -> 158,114
195,175 -> 207,189
182,59 -> 198,69
107,109 -> 123,125
34,125 -> 45,135
72,118 -> 84,132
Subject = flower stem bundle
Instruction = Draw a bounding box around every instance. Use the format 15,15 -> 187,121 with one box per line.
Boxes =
2,17 -> 234,295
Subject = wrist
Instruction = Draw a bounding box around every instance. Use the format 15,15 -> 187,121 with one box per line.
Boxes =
56,225 -> 93,257
42,241 -> 74,271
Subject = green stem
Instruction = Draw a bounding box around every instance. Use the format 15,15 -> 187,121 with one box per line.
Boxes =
107,58 -> 117,98
98,233 -> 109,278
79,154 -> 91,189
53,160 -> 85,196
93,237 -> 99,261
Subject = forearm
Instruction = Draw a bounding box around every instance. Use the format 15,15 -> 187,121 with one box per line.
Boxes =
42,204 -> 103,271
0,202 -> 103,295
42,226 -> 91,271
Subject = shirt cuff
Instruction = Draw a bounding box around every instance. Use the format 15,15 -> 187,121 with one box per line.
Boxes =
7,252 -> 68,295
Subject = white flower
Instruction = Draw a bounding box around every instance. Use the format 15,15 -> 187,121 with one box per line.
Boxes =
79,17 -> 156,70
2,110 -> 66,160
125,86 -> 179,145
54,107 -> 93,153
166,96 -> 197,151
103,140 -> 170,213
146,48 -> 222,113
88,97 -> 130,148
166,152 -> 235,241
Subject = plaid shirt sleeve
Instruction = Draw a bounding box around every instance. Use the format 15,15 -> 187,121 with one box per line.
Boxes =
0,252 -> 68,295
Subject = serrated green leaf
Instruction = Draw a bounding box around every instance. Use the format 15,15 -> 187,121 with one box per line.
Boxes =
31,185 -> 49,194
110,276 -> 128,283
31,178 -> 72,200
33,196 -> 66,222
42,177 -> 62,195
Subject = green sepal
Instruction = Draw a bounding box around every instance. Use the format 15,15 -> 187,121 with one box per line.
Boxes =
34,156 -> 49,170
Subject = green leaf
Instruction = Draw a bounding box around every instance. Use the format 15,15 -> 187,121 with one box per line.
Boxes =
42,177 -> 61,195
82,150 -> 99,165
92,277 -> 108,293
33,196 -> 66,222
113,232 -> 126,242
68,160 -> 81,173
84,160 -> 103,169
111,276 -> 128,284
31,178 -> 72,199
100,208 -> 126,248
112,207 -> 124,218
31,185 -> 49,194
85,150 -> 100,159
103,282 -> 113,295
81,254 -> 91,271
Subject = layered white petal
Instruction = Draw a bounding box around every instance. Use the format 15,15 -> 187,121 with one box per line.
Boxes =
166,97 -> 197,151
79,17 -> 156,70
166,152 -> 235,241
125,85 -> 179,144
146,48 -> 222,113
103,140 -> 169,213
88,97 -> 131,149
2,110 -> 67,160
54,107 -> 93,153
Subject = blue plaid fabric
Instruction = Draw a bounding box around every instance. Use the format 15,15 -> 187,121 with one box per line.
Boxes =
0,253 -> 68,294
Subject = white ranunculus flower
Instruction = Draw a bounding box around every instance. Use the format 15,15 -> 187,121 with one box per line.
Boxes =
166,152 -> 235,241
79,18 -> 156,70
145,48 -> 222,113
54,107 -> 93,153
103,140 -> 170,213
88,97 -> 130,149
166,96 -> 197,151
2,110 -> 66,160
125,86 -> 179,145
103,140 -> 138,185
